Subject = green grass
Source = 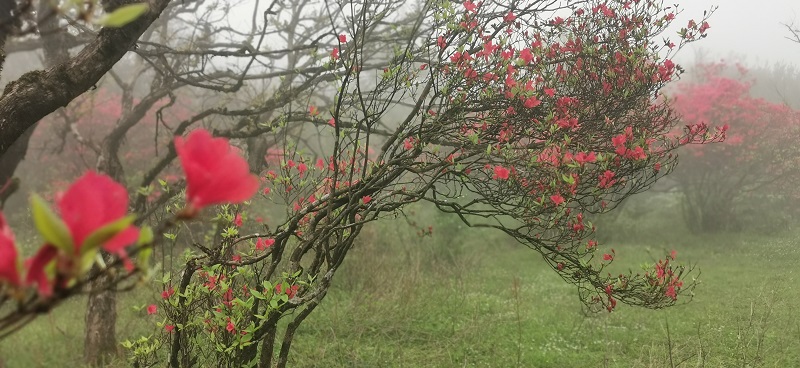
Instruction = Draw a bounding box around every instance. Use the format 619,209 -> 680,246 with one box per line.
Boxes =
285,229 -> 800,367
3,224 -> 800,367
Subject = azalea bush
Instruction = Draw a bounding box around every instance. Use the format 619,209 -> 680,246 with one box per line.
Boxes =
667,62 -> 800,233
0,0 -> 723,366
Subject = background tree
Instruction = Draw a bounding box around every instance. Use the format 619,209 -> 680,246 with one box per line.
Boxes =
666,62 -> 800,233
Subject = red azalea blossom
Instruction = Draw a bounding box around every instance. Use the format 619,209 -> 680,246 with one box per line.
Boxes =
162,287 -> 175,299
175,129 -> 259,213
256,238 -> 275,251
147,304 -> 157,315
403,138 -> 415,150
25,246 -> 58,296
665,285 -> 677,300
598,170 -> 616,189
233,213 -> 243,227
0,212 -> 20,287
362,195 -> 372,204
493,166 -> 510,180
524,96 -> 541,108
287,284 -> 299,299
338,34 -> 347,43
60,172 -> 139,254
550,194 -> 565,206
463,1 -> 477,13
519,48 -> 533,64
165,324 -> 175,333
27,172 -> 142,295
603,253 -> 614,261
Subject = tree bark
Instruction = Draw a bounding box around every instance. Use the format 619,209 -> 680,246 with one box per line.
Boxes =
83,277 -> 119,365
0,0 -> 171,158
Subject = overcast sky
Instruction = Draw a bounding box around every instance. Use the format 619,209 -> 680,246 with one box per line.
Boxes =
671,0 -> 800,67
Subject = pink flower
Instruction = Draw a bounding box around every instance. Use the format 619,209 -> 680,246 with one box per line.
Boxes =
60,172 -> 138,253
665,285 -> 677,300
524,96 -> 541,108
175,129 -> 259,213
519,48 -> 533,64
550,194 -> 565,206
0,212 -> 20,287
165,324 -> 175,333
297,162 -> 307,176
256,238 -> 275,251
233,213 -> 243,227
287,285 -> 299,299
362,195 -> 372,204
598,170 -> 616,189
574,152 -> 596,165
147,304 -> 157,315
403,138 -> 415,150
338,34 -> 347,43
161,287 -> 175,300
25,246 -> 58,296
27,172 -> 142,295
226,321 -> 236,333
462,1 -> 477,13
493,166 -> 510,180
611,134 -> 626,147
603,253 -> 614,261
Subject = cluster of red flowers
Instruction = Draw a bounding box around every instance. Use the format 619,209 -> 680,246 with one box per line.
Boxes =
0,129 -> 258,297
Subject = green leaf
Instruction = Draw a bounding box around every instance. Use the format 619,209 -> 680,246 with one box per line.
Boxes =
79,247 -> 100,274
137,226 -> 154,246
96,3 -> 149,27
137,246 -> 153,269
81,215 -> 136,255
30,194 -> 74,253
250,290 -> 266,300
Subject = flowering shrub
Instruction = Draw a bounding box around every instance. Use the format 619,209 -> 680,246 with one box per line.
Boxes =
668,62 -> 800,232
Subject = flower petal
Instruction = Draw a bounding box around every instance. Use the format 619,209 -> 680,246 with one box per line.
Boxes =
175,129 -> 259,210
25,245 -> 59,297
0,212 -> 20,286
58,172 -> 129,249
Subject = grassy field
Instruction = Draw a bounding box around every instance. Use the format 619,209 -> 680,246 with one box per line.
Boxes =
2,217 -> 800,367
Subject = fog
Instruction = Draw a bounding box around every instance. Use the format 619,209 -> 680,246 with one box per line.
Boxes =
673,0 -> 800,66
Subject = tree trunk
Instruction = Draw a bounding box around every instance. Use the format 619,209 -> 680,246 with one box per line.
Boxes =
83,270 -> 119,365
84,136 -> 128,364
